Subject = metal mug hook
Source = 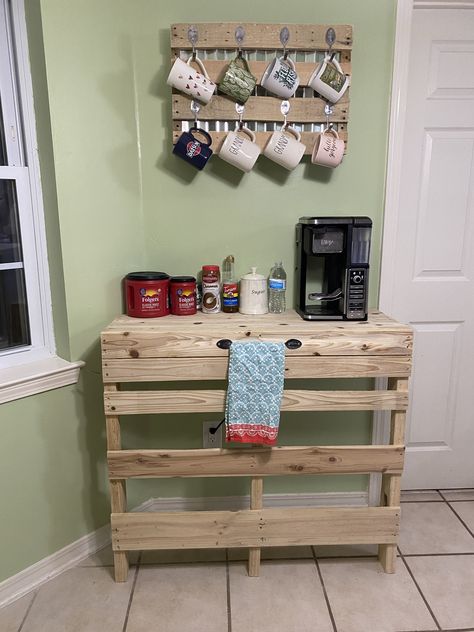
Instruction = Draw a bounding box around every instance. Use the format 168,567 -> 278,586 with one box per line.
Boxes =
280,100 -> 290,128
188,25 -> 198,60
235,25 -> 245,58
280,26 -> 290,60
191,100 -> 200,125
324,102 -> 334,131
235,103 -> 245,130
325,27 -> 337,62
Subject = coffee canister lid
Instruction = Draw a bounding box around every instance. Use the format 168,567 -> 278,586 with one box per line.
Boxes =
202,265 -> 219,272
170,276 -> 196,283
241,266 -> 265,280
126,271 -> 169,281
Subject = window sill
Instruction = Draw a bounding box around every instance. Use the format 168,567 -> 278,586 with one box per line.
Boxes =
0,356 -> 85,405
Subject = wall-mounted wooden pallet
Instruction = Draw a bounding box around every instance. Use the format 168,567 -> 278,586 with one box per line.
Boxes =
170,23 -> 353,155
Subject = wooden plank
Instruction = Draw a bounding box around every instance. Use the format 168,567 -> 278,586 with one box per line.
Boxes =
173,94 -> 349,122
248,477 -> 264,576
171,59 -> 351,86
170,23 -> 353,51
171,130 -> 347,155
104,384 -> 129,582
104,389 -> 408,415
102,310 -> 410,332
112,506 -> 398,551
102,356 -> 412,382
101,331 -> 413,359
108,445 -> 404,479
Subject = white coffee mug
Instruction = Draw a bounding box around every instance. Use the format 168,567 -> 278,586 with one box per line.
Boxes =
261,56 -> 299,98
308,55 -> 349,103
218,126 -> 261,173
263,125 -> 306,171
167,56 -> 216,105
311,128 -> 345,168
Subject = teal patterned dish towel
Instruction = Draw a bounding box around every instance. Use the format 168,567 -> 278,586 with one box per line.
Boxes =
225,340 -> 285,445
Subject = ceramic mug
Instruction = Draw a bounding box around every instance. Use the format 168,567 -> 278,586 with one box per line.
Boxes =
218,55 -> 257,104
173,127 -> 213,170
263,125 -> 305,170
167,56 -> 216,105
311,128 -> 345,168
261,56 -> 299,98
218,126 -> 261,172
308,55 -> 349,103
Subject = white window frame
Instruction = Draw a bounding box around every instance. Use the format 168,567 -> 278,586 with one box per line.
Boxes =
0,0 -> 83,403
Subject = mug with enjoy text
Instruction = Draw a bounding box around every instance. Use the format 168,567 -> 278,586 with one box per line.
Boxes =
261,55 -> 299,98
263,125 -> 305,171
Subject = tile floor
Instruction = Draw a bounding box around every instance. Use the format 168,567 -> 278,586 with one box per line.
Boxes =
2,488 -> 474,632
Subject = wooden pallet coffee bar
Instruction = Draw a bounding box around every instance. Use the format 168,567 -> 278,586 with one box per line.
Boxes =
170,22 -> 352,154
101,310 -> 412,582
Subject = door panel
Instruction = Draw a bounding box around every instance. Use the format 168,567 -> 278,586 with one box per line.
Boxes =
381,8 -> 474,488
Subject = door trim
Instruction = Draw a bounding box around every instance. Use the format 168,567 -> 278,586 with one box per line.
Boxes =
370,0 -> 414,500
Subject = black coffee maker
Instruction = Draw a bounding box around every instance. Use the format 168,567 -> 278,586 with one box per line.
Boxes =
295,217 -> 372,321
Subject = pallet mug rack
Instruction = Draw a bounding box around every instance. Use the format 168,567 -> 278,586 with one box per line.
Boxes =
170,22 -> 352,154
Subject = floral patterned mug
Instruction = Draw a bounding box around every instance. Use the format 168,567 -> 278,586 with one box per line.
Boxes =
218,55 -> 257,104
261,56 -> 299,98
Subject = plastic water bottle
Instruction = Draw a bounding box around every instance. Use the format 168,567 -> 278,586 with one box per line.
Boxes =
268,262 -> 287,313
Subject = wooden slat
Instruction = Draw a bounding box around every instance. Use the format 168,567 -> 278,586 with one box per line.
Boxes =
173,94 -> 349,122
108,445 -> 404,479
112,506 -> 398,551
101,327 -> 413,359
102,310 -> 409,332
102,356 -> 412,382
104,389 -> 408,415
248,477 -> 263,576
170,23 -> 353,51
171,130 -> 347,155
172,59 -> 351,86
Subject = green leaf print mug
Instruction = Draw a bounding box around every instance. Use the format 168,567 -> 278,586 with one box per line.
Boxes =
218,55 -> 257,104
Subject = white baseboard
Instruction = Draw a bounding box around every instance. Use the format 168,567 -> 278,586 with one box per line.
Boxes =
0,491 -> 366,609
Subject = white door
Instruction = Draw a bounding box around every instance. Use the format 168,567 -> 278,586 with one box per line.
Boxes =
380,4 -> 474,488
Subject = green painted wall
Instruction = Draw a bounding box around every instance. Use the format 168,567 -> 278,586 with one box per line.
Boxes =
0,0 -> 396,582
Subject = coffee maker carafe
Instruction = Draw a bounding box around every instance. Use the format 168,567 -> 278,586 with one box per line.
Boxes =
295,217 -> 372,321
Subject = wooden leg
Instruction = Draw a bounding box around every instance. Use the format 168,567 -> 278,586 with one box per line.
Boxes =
248,477 -> 263,577
105,384 -> 129,582
378,378 -> 408,573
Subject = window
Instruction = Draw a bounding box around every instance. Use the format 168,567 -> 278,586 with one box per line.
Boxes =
0,0 -> 82,402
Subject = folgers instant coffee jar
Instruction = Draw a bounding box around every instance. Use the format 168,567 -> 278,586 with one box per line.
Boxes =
170,276 -> 197,316
125,272 -> 170,318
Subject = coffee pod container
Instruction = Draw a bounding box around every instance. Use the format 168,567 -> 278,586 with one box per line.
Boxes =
239,267 -> 268,315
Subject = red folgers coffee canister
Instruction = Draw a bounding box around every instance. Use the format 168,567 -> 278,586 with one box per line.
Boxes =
170,276 -> 197,316
125,272 -> 170,318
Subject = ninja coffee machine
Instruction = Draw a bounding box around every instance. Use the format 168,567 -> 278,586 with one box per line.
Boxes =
295,217 -> 372,321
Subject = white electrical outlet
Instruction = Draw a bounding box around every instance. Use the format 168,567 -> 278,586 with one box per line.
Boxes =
202,421 -> 223,448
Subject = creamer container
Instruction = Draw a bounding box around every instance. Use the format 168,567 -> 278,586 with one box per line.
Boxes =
222,255 -> 238,313
125,272 -> 170,318
170,276 -> 197,315
202,265 -> 221,313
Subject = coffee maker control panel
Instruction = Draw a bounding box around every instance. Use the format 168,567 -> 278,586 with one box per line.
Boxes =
346,268 -> 368,320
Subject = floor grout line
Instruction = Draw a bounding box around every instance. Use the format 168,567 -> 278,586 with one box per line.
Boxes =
225,550 -> 232,632
398,547 -> 442,631
121,552 -> 141,632
440,495 -> 474,539
17,590 -> 38,632
311,546 -> 338,632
